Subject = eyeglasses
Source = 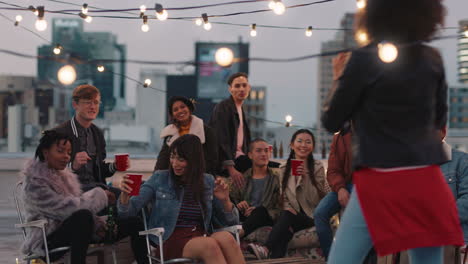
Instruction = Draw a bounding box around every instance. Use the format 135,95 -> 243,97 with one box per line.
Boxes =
79,100 -> 102,106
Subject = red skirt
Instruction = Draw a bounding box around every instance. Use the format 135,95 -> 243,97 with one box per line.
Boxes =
152,226 -> 205,260
354,165 -> 463,256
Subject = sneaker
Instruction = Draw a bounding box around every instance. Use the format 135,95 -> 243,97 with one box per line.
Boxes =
247,243 -> 269,260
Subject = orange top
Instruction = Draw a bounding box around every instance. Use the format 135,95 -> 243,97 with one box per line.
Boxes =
178,122 -> 191,136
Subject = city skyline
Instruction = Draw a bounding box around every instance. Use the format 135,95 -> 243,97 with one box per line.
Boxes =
0,0 -> 467,128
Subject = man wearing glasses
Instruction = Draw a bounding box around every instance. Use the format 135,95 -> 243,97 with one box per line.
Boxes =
54,84 -> 121,195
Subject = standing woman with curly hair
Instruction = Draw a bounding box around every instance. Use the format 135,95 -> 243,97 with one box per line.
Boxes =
322,0 -> 463,263
248,129 -> 329,259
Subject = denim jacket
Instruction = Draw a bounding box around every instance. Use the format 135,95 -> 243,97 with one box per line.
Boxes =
117,170 -> 239,244
440,144 -> 468,242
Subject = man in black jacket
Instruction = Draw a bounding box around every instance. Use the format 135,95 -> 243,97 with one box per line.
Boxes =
54,84 -> 122,196
209,72 -> 252,188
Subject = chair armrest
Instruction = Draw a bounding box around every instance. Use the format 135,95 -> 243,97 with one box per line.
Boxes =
139,227 -> 165,237
15,219 -> 48,229
215,224 -> 242,234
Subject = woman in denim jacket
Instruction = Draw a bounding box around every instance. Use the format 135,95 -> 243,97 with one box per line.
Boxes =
118,134 -> 244,264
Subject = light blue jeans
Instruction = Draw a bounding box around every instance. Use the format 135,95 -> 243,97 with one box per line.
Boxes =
313,184 -> 353,259
328,190 -> 443,264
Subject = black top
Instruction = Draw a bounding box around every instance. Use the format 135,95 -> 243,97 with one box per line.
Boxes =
208,96 -> 251,166
322,43 -> 448,168
54,117 -> 115,188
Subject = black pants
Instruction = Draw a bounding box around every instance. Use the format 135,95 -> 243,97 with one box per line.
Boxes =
47,209 -> 94,264
242,206 -> 274,237
265,210 -> 314,258
47,211 -> 148,264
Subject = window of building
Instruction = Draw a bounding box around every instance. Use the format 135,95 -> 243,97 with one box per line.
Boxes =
258,90 -> 265,100
250,90 -> 257,100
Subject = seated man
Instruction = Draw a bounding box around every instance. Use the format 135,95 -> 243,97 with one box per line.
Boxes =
229,138 -> 281,238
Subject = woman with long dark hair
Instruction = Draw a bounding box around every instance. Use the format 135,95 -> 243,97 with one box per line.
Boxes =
119,134 -> 244,264
322,0 -> 463,263
154,96 -> 218,175
248,129 -> 328,259
21,131 -> 110,264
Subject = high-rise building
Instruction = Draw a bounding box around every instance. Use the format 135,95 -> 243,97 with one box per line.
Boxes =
136,69 -> 167,153
244,86 -> 267,139
37,18 -> 126,117
448,86 -> 468,129
459,20 -> 468,84
316,13 -> 357,155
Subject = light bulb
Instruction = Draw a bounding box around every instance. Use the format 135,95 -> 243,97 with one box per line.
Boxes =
34,10 -> 39,16
53,46 -> 61,55
203,22 -> 212,31
464,30 -> 468,38
273,2 -> 285,15
143,79 -> 151,87
140,5 -> 146,12
85,15 -> 92,23
156,10 -> 168,21
97,65 -> 105,72
82,4 -> 88,14
15,15 -> 23,22
141,24 -> 149,32
305,26 -> 313,37
35,19 -> 47,31
215,47 -> 234,67
285,115 -> 293,123
378,42 -> 398,63
250,30 -> 257,37
195,18 -> 202,26
268,1 -> 276,9
356,0 -> 366,9
356,31 -> 368,45
57,65 -> 77,85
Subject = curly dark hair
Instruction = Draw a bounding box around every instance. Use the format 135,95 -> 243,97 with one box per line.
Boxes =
356,0 -> 446,43
35,130 -> 72,162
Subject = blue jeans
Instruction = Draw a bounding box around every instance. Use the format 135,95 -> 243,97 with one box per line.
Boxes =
328,190 -> 443,264
313,184 -> 353,259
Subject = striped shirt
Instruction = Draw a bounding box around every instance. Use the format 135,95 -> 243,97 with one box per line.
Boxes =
175,185 -> 203,228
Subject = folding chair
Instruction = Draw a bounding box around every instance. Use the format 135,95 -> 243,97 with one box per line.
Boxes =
14,181 -> 118,264
139,207 -> 242,264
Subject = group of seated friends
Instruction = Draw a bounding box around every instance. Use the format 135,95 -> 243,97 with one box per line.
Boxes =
19,74 -> 467,264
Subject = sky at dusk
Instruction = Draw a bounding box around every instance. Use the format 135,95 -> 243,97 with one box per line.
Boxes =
0,0 -> 467,128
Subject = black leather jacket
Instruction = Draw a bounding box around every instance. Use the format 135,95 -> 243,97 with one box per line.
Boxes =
209,96 -> 251,167
322,43 -> 448,168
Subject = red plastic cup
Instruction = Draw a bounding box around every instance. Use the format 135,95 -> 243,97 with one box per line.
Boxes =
115,153 -> 129,171
268,145 -> 273,152
127,174 -> 143,196
291,159 -> 304,176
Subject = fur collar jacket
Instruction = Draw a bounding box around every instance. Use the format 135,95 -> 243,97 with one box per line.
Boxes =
20,159 -> 108,256
160,115 -> 206,145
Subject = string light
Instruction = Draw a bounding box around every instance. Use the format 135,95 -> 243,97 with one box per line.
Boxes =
285,115 -> 293,127
305,26 -> 313,37
14,15 -> 22,26
57,65 -> 77,85
79,12 -> 92,23
268,0 -> 278,9
155,4 -> 168,21
81,3 -> 88,14
35,6 -> 47,31
143,78 -> 152,87
139,5 -> 146,17
464,27 -> 468,38
250,24 -> 257,37
378,42 -> 398,63
97,65 -> 105,72
215,47 -> 234,67
356,0 -> 366,9
53,44 -> 62,55
273,0 -> 286,15
202,13 -> 211,31
356,30 -> 369,45
195,18 -> 202,26
141,15 -> 149,32
28,5 -> 39,16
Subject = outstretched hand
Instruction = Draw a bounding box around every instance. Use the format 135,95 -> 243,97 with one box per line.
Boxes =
214,177 -> 230,202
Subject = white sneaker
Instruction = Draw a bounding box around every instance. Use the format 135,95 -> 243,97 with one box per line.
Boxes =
247,243 -> 269,260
